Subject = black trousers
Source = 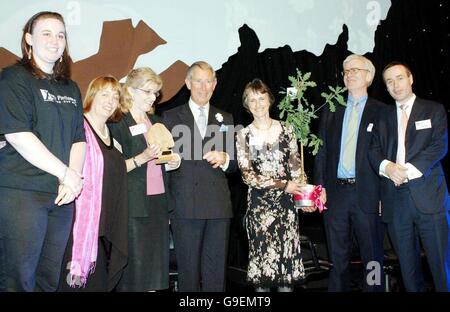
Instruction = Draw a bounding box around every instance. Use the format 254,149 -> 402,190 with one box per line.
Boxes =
388,185 -> 448,292
324,184 -> 385,292
171,218 -> 230,292
0,187 -> 73,292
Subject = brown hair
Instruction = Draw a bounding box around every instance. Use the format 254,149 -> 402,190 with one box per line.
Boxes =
382,61 -> 413,81
242,78 -> 275,111
19,11 -> 71,81
83,76 -> 123,122
120,67 -> 162,115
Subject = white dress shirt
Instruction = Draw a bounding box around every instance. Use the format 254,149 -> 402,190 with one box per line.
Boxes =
379,94 -> 423,180
188,98 -> 230,171
189,99 -> 210,132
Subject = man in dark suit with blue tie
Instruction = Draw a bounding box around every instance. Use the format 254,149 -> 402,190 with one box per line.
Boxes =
314,54 -> 386,291
162,61 -> 237,291
369,62 -> 449,291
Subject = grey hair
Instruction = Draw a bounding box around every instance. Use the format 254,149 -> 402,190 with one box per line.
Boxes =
186,61 -> 216,80
343,54 -> 376,86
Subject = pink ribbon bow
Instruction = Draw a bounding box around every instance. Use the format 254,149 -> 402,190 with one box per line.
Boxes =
293,184 -> 327,213
312,185 -> 327,213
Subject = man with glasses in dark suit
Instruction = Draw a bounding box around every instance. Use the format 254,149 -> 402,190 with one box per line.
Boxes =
314,54 -> 387,291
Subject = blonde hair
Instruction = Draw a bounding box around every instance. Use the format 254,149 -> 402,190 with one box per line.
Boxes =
120,67 -> 163,114
83,75 -> 122,121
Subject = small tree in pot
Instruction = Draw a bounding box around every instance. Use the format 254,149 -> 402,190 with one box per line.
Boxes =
278,69 -> 346,209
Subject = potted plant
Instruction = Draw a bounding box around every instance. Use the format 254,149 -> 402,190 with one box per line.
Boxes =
278,69 -> 346,210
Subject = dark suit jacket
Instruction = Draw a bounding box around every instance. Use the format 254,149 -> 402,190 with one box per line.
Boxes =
314,97 -> 387,214
369,97 -> 449,221
109,113 -> 169,217
162,103 -> 237,219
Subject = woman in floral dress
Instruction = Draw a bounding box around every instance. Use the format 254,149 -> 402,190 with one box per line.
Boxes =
236,79 -> 316,292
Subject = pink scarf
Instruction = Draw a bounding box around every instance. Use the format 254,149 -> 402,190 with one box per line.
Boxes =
145,119 -> 165,195
69,120 -> 104,287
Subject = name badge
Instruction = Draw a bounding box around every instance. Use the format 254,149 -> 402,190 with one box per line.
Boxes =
129,123 -> 148,136
367,123 -> 374,132
415,119 -> 432,130
113,138 -> 123,153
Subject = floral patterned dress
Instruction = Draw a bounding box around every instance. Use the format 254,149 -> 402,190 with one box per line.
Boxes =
236,121 -> 305,288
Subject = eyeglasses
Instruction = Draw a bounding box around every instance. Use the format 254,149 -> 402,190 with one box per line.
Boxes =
342,68 -> 370,76
136,88 -> 160,97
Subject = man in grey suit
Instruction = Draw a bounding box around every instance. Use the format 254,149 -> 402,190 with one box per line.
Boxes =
162,61 -> 237,291
369,62 -> 449,291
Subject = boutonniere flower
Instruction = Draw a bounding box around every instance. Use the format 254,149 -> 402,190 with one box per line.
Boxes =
215,113 -> 224,123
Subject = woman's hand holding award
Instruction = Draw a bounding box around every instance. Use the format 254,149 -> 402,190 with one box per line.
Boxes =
147,123 -> 175,165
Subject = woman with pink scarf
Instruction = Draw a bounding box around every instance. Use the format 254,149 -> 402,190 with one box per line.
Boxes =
58,76 -> 128,291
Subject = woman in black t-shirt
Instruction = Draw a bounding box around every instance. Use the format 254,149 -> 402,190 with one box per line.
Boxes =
0,12 -> 86,292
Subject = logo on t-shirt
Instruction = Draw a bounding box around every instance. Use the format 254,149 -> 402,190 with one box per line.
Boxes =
40,89 -> 78,107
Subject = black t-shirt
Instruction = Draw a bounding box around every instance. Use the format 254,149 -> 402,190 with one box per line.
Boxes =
0,64 -> 85,194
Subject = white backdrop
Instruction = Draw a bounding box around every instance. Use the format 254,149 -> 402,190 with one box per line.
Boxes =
0,0 -> 391,79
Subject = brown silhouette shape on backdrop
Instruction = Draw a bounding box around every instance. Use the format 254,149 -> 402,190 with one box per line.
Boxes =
0,19 -> 188,104
0,48 -> 18,68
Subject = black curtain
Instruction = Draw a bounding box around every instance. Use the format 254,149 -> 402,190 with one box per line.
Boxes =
157,0 -> 450,270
